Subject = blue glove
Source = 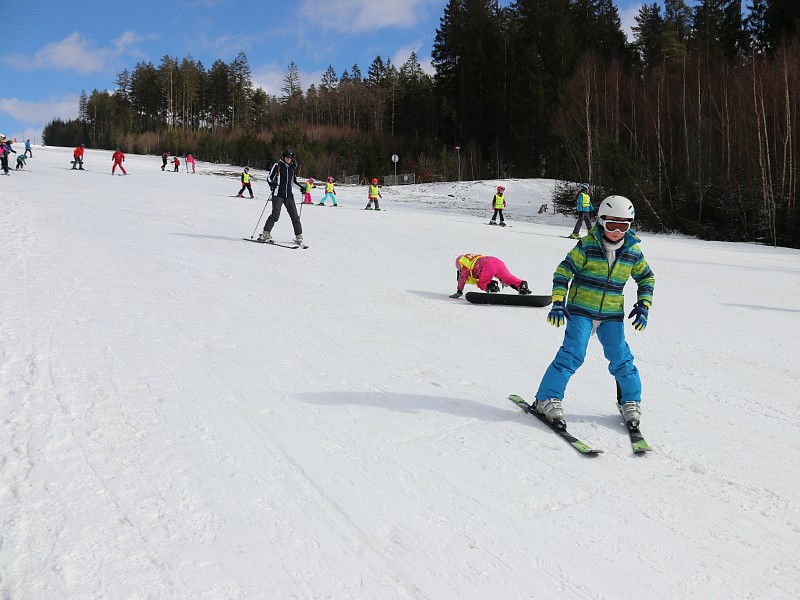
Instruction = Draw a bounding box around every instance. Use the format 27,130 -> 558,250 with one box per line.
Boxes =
547,301 -> 570,327
628,301 -> 649,331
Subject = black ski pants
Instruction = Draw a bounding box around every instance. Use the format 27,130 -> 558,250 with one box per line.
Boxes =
264,195 -> 302,235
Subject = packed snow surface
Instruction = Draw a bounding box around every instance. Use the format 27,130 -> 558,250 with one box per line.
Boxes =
1,146 -> 799,599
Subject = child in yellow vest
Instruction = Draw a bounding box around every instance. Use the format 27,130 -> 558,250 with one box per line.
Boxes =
489,186 -> 507,226
236,167 -> 254,198
450,253 -> 531,298
365,178 -> 382,210
318,176 -> 338,206
302,178 -> 315,204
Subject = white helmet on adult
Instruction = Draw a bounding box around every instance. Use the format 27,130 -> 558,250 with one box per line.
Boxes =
598,195 -> 635,221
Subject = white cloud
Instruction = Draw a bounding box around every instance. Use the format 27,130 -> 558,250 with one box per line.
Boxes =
112,31 -> 160,58
299,0 -> 435,33
29,32 -> 106,74
0,95 -> 79,127
7,31 -> 158,75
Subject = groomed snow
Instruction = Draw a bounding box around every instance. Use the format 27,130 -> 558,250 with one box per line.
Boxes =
1,146 -> 799,600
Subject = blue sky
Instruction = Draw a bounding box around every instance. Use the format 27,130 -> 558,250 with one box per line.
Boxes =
1,0 -> 645,143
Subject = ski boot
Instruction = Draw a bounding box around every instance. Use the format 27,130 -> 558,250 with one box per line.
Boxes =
516,281 -> 532,295
618,402 -> 641,425
488,221 -> 498,225
258,231 -> 272,243
533,398 -> 564,421
499,222 -> 506,227
486,281 -> 500,293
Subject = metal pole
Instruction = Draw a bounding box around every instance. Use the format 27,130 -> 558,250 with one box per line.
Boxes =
249,191 -> 274,238
455,146 -> 461,181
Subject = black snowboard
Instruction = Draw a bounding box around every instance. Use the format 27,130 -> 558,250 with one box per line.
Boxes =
465,292 -> 551,307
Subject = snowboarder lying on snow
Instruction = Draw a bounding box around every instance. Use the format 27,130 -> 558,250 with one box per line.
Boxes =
449,253 -> 531,299
532,195 -> 655,426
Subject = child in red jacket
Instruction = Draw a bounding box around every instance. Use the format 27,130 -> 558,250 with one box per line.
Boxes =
112,149 -> 127,175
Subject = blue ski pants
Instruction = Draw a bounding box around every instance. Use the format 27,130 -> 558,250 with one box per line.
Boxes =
536,314 -> 642,403
320,192 -> 337,205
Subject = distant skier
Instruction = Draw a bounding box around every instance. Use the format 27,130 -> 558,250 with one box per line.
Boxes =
15,153 -> 27,170
186,154 -> 196,173
365,178 -> 382,210
0,135 -> 10,175
236,167 -> 254,198
532,195 -> 655,426
112,148 -> 127,175
257,149 -> 305,246
172,156 -> 180,172
449,253 -> 531,299
488,185 -> 506,226
318,176 -> 338,206
72,144 -> 85,170
569,184 -> 594,239
24,139 -> 32,157
301,177 -> 315,204
161,151 -> 170,171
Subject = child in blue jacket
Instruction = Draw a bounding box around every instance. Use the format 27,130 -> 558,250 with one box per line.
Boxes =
533,195 -> 655,426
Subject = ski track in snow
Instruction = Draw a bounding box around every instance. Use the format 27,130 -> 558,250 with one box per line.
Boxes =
1,147 -> 800,599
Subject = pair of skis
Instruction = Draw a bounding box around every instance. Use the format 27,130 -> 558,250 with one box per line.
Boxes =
508,394 -> 651,455
242,237 -> 308,249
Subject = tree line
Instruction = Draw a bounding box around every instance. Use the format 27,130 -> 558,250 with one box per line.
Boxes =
43,0 -> 800,246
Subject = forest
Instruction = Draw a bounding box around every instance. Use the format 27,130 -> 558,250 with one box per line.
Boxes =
42,0 -> 800,246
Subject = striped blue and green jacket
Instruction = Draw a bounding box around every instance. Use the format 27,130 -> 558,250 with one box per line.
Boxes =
552,227 -> 655,321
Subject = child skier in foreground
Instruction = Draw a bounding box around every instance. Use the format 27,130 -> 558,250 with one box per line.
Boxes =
531,195 -> 655,426
449,253 -> 531,298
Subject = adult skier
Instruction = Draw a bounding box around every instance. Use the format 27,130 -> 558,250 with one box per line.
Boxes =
532,195 -> 655,425
257,150 -> 305,245
0,135 -> 10,175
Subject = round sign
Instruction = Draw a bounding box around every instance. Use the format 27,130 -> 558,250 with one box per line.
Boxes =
391,154 -> 399,163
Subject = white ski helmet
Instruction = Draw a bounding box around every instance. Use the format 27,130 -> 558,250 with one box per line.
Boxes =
598,195 -> 635,221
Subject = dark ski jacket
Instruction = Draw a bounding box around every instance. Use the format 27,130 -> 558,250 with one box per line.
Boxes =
268,159 -> 303,198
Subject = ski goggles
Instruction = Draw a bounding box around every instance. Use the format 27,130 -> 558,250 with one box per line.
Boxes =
599,217 -> 632,233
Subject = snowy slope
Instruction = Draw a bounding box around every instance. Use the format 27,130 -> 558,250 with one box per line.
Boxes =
1,146 -> 799,600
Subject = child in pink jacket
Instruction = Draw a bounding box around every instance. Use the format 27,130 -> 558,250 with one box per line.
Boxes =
450,253 -> 531,298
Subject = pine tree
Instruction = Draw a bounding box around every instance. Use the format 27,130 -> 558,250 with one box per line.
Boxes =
633,3 -> 665,70
281,61 -> 302,101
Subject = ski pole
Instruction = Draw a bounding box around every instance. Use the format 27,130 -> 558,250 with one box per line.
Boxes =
249,191 -> 274,239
